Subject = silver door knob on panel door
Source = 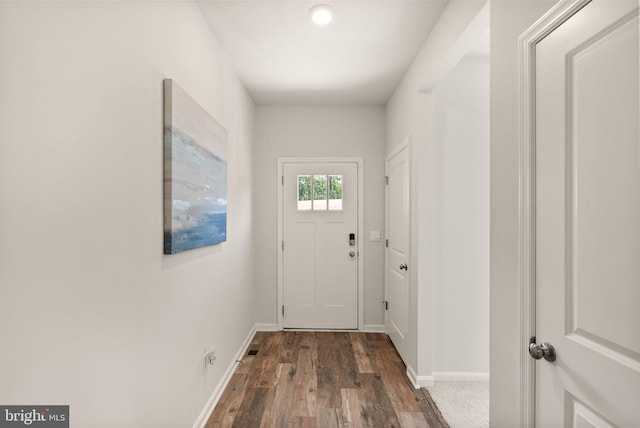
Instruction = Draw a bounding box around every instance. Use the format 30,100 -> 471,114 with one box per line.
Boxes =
349,251 -> 356,258
528,338 -> 556,362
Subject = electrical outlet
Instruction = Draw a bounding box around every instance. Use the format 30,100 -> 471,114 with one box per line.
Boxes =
204,348 -> 216,367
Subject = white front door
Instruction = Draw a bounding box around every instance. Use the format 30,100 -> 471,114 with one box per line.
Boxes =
385,145 -> 410,362
282,161 -> 359,329
534,0 -> 640,425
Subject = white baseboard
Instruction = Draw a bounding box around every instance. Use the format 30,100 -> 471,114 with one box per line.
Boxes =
255,323 -> 278,332
406,364 -> 435,388
254,323 -> 383,333
432,371 -> 490,382
192,324 -> 258,428
363,324 -> 385,333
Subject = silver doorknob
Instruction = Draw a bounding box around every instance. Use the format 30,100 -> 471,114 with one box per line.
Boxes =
349,251 -> 356,258
528,339 -> 556,362
399,263 -> 408,271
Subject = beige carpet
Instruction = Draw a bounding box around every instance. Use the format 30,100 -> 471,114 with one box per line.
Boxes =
426,381 -> 489,428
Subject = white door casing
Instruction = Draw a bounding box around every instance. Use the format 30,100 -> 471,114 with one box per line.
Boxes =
520,0 -> 640,426
278,159 -> 362,330
385,144 -> 411,362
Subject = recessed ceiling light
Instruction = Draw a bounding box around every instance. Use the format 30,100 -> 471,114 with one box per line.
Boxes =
309,4 -> 334,26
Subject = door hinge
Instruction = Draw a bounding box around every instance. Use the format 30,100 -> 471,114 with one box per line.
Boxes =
385,175 -> 389,185
282,241 -> 284,251
282,176 -> 284,186
385,239 -> 389,248
282,305 -> 285,316
384,300 -> 389,310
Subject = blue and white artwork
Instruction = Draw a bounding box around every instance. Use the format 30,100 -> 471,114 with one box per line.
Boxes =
163,79 -> 227,254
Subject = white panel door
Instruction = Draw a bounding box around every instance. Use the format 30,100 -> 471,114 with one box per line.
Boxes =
282,162 -> 358,329
386,146 -> 410,362
535,1 -> 640,425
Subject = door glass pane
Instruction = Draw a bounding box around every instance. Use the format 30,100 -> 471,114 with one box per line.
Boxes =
297,175 -> 311,210
313,175 -> 328,210
328,175 -> 343,210
297,174 -> 344,211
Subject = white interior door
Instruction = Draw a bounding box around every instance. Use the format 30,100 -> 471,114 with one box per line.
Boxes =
534,0 -> 640,425
282,161 -> 358,329
385,146 -> 410,361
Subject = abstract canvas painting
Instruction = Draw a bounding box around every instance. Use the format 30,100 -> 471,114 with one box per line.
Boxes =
163,79 -> 227,254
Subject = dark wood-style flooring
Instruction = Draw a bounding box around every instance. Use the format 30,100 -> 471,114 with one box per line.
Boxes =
206,331 -> 449,428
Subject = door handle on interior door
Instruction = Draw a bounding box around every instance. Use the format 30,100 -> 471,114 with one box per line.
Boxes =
399,263 -> 408,271
349,251 -> 356,258
528,337 -> 556,362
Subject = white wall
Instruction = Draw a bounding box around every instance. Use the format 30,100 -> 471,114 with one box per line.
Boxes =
253,106 -> 386,329
0,2 -> 256,427
386,0 -> 487,383
490,1 -> 558,425
432,55 -> 489,376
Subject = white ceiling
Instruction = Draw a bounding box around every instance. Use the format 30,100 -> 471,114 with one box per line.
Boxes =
196,1 -> 448,105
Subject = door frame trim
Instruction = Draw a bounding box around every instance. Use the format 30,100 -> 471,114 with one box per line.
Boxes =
276,157 -> 364,331
518,0 -> 592,426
